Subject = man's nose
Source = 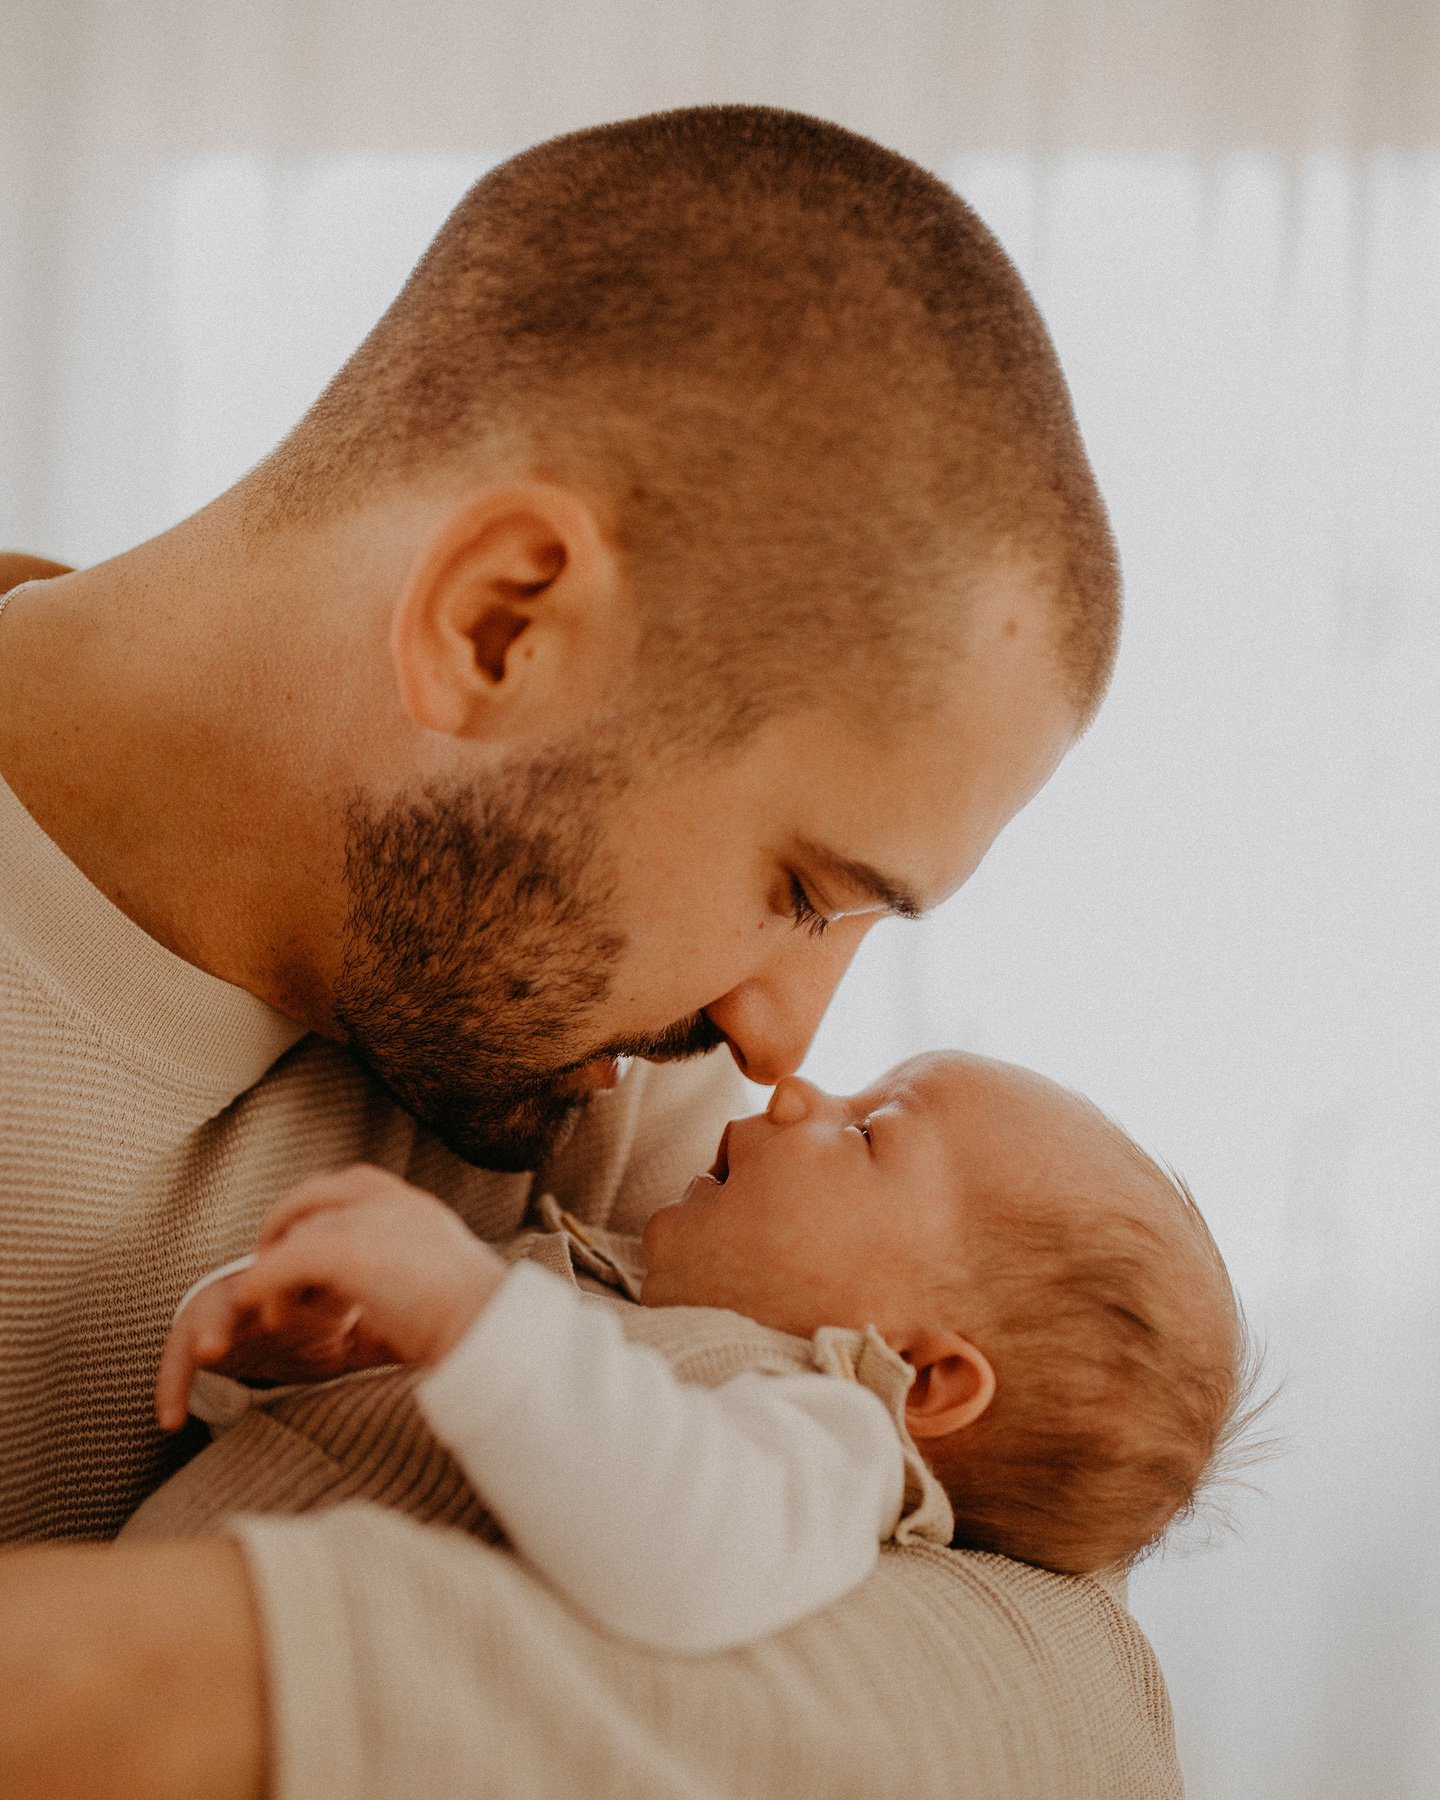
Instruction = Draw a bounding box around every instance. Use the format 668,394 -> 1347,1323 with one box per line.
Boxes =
704,923 -> 869,1087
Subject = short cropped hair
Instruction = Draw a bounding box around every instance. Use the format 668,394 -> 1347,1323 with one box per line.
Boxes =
256,106 -> 1120,744
930,1148 -> 1256,1575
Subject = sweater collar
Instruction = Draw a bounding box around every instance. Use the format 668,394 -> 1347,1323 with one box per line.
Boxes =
0,771 -> 307,1094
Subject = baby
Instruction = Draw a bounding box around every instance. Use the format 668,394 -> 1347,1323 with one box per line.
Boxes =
157,1051 -> 1246,1654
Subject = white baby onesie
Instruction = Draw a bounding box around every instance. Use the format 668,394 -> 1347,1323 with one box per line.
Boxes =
416,1261 -> 909,1655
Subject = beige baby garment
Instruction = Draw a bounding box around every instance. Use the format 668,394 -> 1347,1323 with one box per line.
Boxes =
121,1211 -> 1179,1800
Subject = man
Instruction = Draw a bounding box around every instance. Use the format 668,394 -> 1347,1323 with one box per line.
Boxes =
0,108 -> 1174,1797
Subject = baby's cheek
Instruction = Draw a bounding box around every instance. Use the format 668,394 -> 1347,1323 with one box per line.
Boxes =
639,1202 -> 679,1268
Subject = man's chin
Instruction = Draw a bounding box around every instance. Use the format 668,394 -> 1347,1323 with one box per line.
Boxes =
436,1092 -> 588,1173
359,1062 -> 592,1173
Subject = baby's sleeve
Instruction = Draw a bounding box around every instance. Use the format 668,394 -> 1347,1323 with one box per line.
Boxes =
416,1262 -> 906,1655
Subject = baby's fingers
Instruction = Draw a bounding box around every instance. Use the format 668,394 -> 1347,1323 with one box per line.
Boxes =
155,1277 -> 245,1432
256,1163 -> 406,1249
231,1244 -> 355,1339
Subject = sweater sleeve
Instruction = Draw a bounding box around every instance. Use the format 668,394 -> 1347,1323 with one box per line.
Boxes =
415,1262 -> 905,1655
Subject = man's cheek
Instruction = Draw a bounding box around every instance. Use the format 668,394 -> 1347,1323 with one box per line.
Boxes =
607,909 -> 773,1024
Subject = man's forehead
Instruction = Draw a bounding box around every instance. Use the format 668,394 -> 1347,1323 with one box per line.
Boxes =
767,642 -> 1080,915
776,740 -> 999,917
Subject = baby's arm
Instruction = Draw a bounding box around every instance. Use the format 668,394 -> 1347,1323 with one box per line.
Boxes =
157,1165 -> 906,1655
418,1264 -> 906,1654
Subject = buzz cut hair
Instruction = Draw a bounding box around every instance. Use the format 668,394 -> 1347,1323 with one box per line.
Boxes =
253,105 -> 1121,748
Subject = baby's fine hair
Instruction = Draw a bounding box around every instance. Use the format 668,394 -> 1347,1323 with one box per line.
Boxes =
929,1124 -> 1259,1576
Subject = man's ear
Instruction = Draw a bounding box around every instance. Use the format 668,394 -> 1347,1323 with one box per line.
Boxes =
899,1328 -> 997,1438
390,482 -> 632,741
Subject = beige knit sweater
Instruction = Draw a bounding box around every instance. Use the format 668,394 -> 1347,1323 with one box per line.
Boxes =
125,1223 -> 1180,1800
3,770 -> 1184,1800
0,771 -> 748,1541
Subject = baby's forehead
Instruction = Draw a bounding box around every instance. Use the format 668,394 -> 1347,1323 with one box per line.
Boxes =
866,1052 -> 1152,1201
863,1050 -> 981,1099
865,1051 -> 1070,1124
855,1055 -> 1020,1161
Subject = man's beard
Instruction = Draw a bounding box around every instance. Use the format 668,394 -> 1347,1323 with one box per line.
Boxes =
332,752 -> 725,1171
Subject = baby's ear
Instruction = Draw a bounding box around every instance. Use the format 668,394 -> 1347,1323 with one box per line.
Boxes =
901,1329 -> 996,1438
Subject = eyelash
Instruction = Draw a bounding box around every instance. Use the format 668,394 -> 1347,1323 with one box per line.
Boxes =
787,874 -> 830,939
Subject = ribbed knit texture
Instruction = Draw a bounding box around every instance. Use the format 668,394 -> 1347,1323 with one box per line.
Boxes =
5,771 -> 1181,1798
124,1236 -> 959,1553
126,1247 -> 1182,1800
0,771 -> 748,1541
243,1516 -> 1178,1800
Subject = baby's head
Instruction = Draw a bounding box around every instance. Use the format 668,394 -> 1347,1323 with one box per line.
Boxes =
641,1051 -> 1246,1574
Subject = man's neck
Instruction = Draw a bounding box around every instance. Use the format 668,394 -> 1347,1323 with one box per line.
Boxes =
0,503 -> 417,1034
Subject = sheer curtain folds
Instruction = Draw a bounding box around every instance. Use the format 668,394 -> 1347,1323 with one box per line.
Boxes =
813,147 -> 1440,1800
3,7 -> 1439,1797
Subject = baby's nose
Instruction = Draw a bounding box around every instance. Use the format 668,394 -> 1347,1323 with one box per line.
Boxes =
766,1076 -> 829,1125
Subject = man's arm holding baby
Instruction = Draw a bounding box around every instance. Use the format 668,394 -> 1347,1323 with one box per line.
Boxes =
0,1055 -> 753,1799
157,1166 -> 907,1656
0,1163 -> 324,1799
0,1540 -> 265,1800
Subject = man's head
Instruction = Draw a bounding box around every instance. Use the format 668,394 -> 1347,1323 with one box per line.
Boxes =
331,626 -> 1074,1166
641,1050 -> 1249,1575
242,108 -> 1119,1166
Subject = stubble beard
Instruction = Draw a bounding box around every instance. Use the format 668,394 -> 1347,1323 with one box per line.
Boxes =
332,751 -> 723,1171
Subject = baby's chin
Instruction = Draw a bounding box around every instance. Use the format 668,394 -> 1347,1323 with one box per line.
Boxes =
640,1171 -> 717,1254
638,1199 -> 684,1308
639,1195 -> 673,1257
636,1260 -> 707,1313
637,1201 -> 729,1313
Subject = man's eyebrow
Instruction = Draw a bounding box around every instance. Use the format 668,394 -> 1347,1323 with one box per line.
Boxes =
793,839 -> 924,920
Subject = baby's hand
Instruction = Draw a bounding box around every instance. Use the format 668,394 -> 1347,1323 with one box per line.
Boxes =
155,1165 -> 507,1432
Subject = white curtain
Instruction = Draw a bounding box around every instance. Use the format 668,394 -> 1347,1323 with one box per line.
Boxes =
4,7 -> 1438,1795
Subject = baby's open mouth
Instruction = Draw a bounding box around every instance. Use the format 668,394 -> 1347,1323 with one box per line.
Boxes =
707,1126 -> 731,1184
